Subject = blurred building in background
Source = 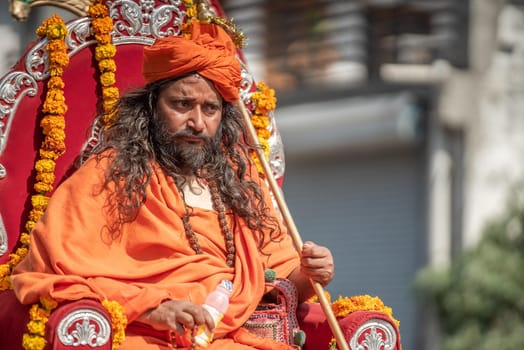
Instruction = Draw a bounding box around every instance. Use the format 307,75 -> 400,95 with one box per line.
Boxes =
2,0 -> 524,349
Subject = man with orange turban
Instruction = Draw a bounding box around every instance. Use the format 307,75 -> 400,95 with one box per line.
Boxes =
11,22 -> 335,350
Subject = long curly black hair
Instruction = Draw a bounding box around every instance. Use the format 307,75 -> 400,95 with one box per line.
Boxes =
83,76 -> 281,248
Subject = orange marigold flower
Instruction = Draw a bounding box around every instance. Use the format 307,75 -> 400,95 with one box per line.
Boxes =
40,115 -> 66,134
256,128 -> 271,140
39,149 -> 60,160
88,3 -> 108,18
48,50 -> 70,67
100,72 -> 116,87
99,59 -> 117,73
92,17 -> 113,35
251,115 -> 270,129
47,77 -> 65,89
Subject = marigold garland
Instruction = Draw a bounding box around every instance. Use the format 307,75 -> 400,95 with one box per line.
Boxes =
14,13 -> 71,350
102,299 -> 128,350
0,13 -> 68,293
88,0 -> 119,123
22,296 -> 58,350
325,294 -> 400,350
249,81 -> 276,176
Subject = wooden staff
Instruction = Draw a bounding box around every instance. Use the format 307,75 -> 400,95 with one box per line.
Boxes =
236,100 -> 350,350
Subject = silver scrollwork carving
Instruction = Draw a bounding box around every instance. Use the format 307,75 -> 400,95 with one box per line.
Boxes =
57,308 -> 111,347
109,0 -> 184,45
0,71 -> 38,158
0,214 -> 7,257
25,18 -> 96,82
349,319 -> 397,350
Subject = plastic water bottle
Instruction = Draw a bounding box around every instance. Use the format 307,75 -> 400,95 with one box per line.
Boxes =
193,280 -> 233,347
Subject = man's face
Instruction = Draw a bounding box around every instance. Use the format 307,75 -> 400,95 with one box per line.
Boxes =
154,74 -> 224,171
156,74 -> 223,139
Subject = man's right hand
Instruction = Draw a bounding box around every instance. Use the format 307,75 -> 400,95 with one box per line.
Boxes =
137,300 -> 215,335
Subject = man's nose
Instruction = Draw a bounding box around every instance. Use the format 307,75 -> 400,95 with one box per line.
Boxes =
188,107 -> 205,132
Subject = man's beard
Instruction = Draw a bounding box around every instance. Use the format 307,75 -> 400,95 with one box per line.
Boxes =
153,119 -> 220,174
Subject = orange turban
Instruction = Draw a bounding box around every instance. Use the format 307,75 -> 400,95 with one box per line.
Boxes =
142,22 -> 242,102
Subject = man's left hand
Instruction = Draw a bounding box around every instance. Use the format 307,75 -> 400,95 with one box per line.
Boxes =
300,241 -> 334,286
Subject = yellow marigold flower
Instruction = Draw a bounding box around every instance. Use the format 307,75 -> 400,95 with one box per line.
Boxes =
25,220 -> 36,233
34,181 -> 53,194
99,59 -> 117,73
22,333 -> 47,350
20,233 -> 31,245
95,44 -> 117,60
307,290 -> 332,303
40,296 -> 58,311
29,304 -> 49,321
29,208 -> 45,223
0,275 -> 11,291
41,145 -> 65,158
36,14 -> 67,40
49,67 -> 64,77
48,26 -> 67,40
47,77 -> 65,89
16,247 -> 29,259
9,253 -> 22,266
31,194 -> 50,209
43,141 -> 66,155
36,171 -> 55,185
102,300 -> 128,349
47,127 -> 66,141
39,149 -> 60,160
0,264 -> 10,277
186,6 -> 197,19
256,128 -> 271,141
35,159 -> 56,173
27,321 -> 46,337
102,86 -> 119,100
103,99 -> 118,114
100,72 -> 116,87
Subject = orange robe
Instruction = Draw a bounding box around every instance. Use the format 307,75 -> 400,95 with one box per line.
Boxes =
11,155 -> 300,350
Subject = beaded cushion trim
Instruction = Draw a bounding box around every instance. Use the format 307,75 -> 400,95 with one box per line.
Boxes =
243,278 -> 301,346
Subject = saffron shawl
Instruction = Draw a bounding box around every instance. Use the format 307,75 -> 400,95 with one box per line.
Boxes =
11,154 -> 300,349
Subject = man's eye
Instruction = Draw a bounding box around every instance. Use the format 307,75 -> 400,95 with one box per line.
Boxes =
204,104 -> 221,114
173,100 -> 191,109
